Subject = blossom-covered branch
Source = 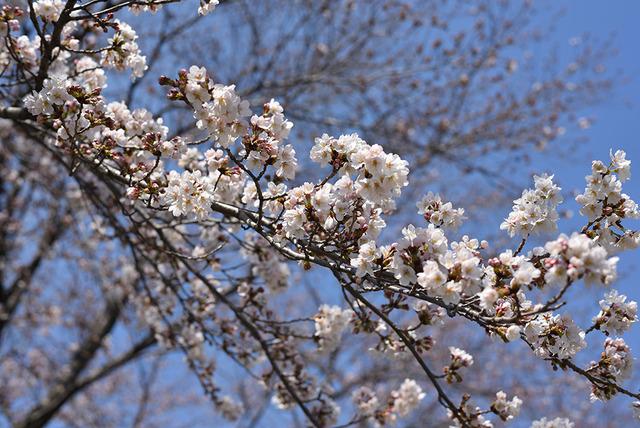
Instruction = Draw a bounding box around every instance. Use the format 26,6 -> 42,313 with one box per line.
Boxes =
0,1 -> 637,427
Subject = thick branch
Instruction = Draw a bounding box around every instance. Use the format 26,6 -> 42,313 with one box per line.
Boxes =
14,297 -> 122,428
0,107 -> 30,120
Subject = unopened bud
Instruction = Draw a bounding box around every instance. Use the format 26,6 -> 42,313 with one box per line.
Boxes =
158,75 -> 174,86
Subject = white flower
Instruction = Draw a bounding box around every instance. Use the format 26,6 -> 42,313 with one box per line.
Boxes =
417,260 -> 447,289
543,232 -> 619,286
33,0 -> 65,22
611,149 -> 631,181
25,75 -> 73,116
162,170 -> 216,219
524,313 -> 586,359
390,379 -> 425,417
479,287 -> 499,313
449,347 -> 474,368
530,417 -> 574,428
510,260 -> 540,287
24,91 -> 52,116
492,391 -> 522,421
217,396 -> 243,421
501,174 -> 562,237
351,386 -> 379,417
101,21 -> 147,79
198,0 -> 219,15
282,206 -> 308,239
588,337 -> 633,401
417,192 -> 465,229
274,145 -> 297,179
313,305 -> 352,352
310,133 -> 335,164
593,290 -> 637,335
351,241 -> 379,278
392,260 -> 417,286
505,325 -> 521,342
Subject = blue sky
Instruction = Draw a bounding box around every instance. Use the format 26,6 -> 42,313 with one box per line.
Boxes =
556,0 -> 640,161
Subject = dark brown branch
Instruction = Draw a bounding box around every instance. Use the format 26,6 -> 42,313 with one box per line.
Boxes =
14,297 -> 122,428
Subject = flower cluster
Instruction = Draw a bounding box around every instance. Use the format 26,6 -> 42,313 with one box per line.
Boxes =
417,192 -> 465,229
491,391 -> 522,421
101,21 -> 147,79
162,170 -> 216,219
524,313 -> 586,359
593,290 -> 638,335
1,29 -> 30,71
543,232 -> 619,286
241,233 -> 290,291
281,147 -> 390,242
587,337 -> 633,401
33,0 -> 64,22
310,398 -> 341,427
75,57 -> 107,91
313,305 -> 352,352
24,75 -> 72,116
182,66 -> 251,147
500,174 -> 562,237
350,240 -> 381,278
351,386 -> 380,417
216,396 -> 244,421
530,417 -> 575,428
310,133 -> 409,209
198,0 -> 219,15
487,249 -> 541,292
576,149 -> 640,251
271,371 -> 319,410
444,347 -> 474,383
389,379 -> 426,418
158,150 -> 245,219
479,252 -> 539,318
128,0 -> 164,15
448,397 -> 493,428
351,379 -> 425,425
244,99 -> 297,179
387,231 -> 487,307
393,224 -> 448,286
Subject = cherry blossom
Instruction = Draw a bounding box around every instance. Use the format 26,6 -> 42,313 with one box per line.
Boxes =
593,290 -> 638,335
313,305 -> 353,352
530,417 -> 575,428
501,174 -> 562,237
2,2 -> 639,426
